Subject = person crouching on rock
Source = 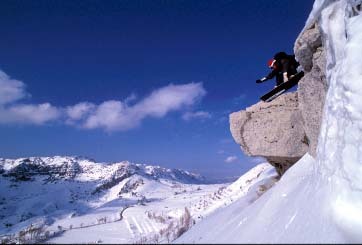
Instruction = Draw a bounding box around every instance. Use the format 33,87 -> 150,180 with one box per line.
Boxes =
256,51 -> 300,87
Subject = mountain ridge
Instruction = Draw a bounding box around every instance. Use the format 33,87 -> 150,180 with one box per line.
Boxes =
0,156 -> 205,185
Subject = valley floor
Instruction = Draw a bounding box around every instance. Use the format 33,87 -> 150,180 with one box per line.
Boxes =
0,157 -> 277,244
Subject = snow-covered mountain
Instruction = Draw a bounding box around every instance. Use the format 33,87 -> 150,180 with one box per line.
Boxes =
0,156 -> 205,185
0,156 -> 277,243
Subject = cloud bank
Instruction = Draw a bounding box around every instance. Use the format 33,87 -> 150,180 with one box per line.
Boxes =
0,103 -> 61,125
0,69 -> 207,131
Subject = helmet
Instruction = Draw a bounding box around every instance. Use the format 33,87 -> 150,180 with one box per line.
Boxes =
274,52 -> 288,60
268,59 -> 276,68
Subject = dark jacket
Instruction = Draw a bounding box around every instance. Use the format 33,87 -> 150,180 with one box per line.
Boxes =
259,52 -> 300,86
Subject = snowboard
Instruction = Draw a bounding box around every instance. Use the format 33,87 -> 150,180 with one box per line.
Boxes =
260,71 -> 304,102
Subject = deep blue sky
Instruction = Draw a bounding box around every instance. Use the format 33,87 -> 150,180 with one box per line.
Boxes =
0,0 -> 314,182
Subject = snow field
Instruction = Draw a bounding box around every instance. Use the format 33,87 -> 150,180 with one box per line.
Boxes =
0,156 -> 277,243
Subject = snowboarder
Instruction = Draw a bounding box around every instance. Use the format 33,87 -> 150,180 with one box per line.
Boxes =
256,52 -> 300,87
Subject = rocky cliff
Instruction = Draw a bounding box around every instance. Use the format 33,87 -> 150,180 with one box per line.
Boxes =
230,22 -> 327,175
294,23 -> 327,157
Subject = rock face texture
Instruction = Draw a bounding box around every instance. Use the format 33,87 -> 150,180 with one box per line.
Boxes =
230,93 -> 308,176
294,23 -> 327,157
230,22 -> 328,175
294,23 -> 322,73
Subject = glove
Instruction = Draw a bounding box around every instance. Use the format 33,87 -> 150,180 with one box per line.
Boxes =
256,79 -> 263,83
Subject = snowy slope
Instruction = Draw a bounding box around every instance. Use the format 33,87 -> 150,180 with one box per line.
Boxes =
177,0 -> 362,243
0,156 -> 277,243
176,154 -> 339,243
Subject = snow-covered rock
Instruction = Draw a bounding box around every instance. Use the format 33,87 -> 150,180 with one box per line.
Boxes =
179,0 -> 362,243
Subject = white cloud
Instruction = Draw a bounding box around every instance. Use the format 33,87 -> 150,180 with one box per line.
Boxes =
0,103 -> 61,125
80,83 -> 206,131
0,70 -> 28,105
66,102 -> 95,123
182,110 -> 211,121
83,100 -> 135,131
133,83 -> 206,118
0,68 -> 207,131
225,155 -> 238,163
0,70 -> 60,125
